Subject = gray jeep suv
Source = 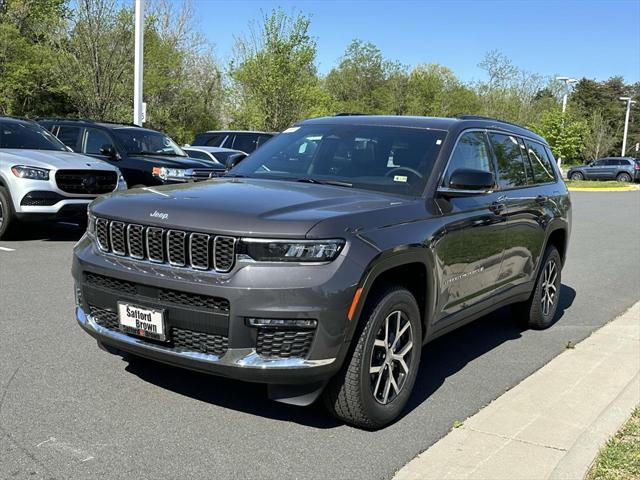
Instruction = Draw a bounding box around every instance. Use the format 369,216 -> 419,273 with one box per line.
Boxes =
73,115 -> 571,428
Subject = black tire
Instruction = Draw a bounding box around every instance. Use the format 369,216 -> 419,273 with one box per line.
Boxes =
131,184 -> 147,189
569,171 -> 584,181
616,172 -> 632,183
323,286 -> 422,429
0,186 -> 16,240
514,246 -> 562,329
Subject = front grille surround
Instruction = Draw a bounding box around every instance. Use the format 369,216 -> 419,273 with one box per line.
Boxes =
56,170 -> 117,194
94,218 -> 236,273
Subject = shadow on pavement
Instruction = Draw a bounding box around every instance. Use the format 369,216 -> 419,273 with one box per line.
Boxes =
122,283 -> 577,429
7,221 -> 85,242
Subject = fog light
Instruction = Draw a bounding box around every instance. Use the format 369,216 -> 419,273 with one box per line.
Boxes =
246,318 -> 317,329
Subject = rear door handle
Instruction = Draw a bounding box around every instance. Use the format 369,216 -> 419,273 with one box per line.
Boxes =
489,201 -> 506,215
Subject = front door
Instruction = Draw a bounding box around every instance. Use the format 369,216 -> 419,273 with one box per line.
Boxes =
433,130 -> 507,320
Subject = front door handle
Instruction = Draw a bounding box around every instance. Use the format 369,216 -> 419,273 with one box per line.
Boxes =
489,201 -> 506,215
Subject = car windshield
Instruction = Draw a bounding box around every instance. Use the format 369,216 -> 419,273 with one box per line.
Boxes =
0,121 -> 68,151
113,128 -> 186,156
231,124 -> 447,196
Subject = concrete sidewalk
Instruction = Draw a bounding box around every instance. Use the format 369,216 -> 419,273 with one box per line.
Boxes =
394,302 -> 640,480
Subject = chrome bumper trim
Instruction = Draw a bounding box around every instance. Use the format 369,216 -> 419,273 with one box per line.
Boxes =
76,305 -> 335,369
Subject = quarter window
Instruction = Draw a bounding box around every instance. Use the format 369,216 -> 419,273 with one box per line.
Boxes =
488,133 -> 527,188
443,131 -> 494,187
524,140 -> 555,183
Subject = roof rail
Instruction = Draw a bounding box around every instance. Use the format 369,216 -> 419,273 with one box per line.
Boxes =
334,112 -> 367,116
35,117 -> 140,127
457,115 -> 527,130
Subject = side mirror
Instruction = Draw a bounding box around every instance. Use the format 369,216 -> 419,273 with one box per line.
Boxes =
100,144 -> 118,160
226,152 -> 247,170
437,168 -> 495,197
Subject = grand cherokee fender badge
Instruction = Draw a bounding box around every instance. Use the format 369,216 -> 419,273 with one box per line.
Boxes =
150,210 -> 168,220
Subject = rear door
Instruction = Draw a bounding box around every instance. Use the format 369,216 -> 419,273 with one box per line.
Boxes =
433,130 -> 507,320
601,159 -> 619,179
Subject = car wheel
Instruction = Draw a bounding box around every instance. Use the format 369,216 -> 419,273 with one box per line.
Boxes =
515,246 -> 562,329
569,171 -> 584,181
616,172 -> 632,183
323,286 -> 421,429
0,186 -> 16,240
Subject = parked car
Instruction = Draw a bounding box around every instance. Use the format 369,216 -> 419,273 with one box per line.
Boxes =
183,146 -> 245,169
190,130 -> 274,154
73,114 -> 570,428
0,117 -> 126,239
567,157 -> 640,182
39,119 -> 223,187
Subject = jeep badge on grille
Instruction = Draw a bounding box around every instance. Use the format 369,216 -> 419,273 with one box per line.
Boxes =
150,210 -> 168,220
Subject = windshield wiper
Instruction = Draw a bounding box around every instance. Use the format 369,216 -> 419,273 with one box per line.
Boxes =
295,177 -> 353,188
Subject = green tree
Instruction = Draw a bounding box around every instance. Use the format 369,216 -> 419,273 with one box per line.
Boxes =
584,110 -> 616,161
530,110 -> 589,165
229,9 -> 319,131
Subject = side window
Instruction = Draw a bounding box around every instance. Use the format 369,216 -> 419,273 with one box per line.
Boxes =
84,129 -> 113,155
593,159 -> 606,167
605,159 -> 619,166
524,140 -> 555,183
488,133 -> 527,188
204,133 -> 226,147
186,150 -> 212,161
256,134 -> 272,149
443,131 -> 494,187
233,133 -> 258,153
56,126 -> 82,150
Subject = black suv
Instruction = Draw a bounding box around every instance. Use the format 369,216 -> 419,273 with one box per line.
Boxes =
39,119 -> 225,187
73,115 -> 571,428
190,130 -> 275,153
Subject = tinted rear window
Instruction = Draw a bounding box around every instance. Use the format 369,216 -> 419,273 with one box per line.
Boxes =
489,132 -> 527,188
524,140 -> 555,183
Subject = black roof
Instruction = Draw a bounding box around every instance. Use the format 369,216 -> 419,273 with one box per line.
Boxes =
299,115 -> 547,145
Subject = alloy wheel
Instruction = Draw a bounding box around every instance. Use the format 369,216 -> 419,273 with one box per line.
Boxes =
0,200 -> 4,229
541,259 -> 558,316
369,310 -> 413,405
618,173 -> 631,182
571,173 -> 583,181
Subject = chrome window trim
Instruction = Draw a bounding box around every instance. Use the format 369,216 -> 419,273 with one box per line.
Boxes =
167,229 -> 187,267
126,224 -> 145,260
109,221 -> 126,256
189,233 -> 211,270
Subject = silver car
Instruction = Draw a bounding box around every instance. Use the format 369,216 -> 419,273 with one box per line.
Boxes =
0,117 -> 126,238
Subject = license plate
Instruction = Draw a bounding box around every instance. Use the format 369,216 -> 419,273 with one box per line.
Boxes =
117,302 -> 166,341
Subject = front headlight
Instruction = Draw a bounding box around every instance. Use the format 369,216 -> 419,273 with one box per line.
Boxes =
11,165 -> 50,180
242,239 -> 345,262
152,166 -> 188,181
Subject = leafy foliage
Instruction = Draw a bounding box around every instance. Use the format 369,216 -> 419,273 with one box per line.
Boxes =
530,110 -> 589,164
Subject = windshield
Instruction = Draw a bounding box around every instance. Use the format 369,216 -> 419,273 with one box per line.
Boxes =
0,121 -> 68,151
113,128 -> 186,156
232,124 -> 447,196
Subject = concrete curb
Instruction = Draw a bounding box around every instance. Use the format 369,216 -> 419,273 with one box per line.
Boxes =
567,186 -> 639,192
393,301 -> 640,480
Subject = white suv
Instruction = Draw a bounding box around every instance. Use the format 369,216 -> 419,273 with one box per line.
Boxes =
0,118 -> 126,239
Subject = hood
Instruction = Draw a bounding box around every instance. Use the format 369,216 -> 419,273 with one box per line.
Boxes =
126,154 -> 222,169
0,149 -> 118,171
90,178 -> 425,238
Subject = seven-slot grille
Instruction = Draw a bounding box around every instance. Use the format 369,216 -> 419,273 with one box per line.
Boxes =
94,218 -> 236,272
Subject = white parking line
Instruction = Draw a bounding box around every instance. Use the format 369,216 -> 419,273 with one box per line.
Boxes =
0,246 -> 15,252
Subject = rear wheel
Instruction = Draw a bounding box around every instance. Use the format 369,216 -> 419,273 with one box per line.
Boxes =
569,171 -> 584,181
514,246 -> 562,329
617,172 -> 632,183
323,286 -> 421,429
0,187 -> 16,240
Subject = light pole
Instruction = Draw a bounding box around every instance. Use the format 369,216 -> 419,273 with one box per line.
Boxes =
555,76 -> 577,170
133,0 -> 145,126
556,76 -> 577,114
619,97 -> 636,157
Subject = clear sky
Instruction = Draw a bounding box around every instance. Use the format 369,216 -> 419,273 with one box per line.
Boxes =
188,0 -> 640,83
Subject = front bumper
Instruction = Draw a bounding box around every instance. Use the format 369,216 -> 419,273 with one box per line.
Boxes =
73,234 -> 366,385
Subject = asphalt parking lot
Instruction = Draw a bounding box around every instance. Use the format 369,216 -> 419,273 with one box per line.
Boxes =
1,191 -> 639,480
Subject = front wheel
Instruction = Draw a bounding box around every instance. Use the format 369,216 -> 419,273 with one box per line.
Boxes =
0,186 -> 16,240
323,286 -> 422,429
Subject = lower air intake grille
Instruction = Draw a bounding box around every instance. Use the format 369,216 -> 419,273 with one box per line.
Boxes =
88,305 -> 228,357
256,329 -> 315,359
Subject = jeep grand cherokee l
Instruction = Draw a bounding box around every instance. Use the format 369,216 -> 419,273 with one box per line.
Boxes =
39,119 -> 225,187
73,115 -> 571,428
0,117 -> 126,239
